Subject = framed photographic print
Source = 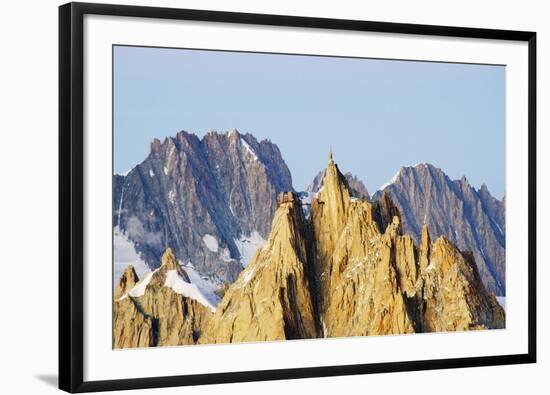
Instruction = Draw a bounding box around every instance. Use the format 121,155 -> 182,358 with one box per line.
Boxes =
59,2 -> 537,393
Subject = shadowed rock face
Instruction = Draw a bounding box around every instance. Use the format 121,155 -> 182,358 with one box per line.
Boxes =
374,164 -> 505,296
113,129 -> 293,285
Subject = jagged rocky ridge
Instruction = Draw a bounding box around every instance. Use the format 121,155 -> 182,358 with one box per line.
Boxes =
114,153 -> 504,348
374,164 -> 505,296
114,129 -> 293,285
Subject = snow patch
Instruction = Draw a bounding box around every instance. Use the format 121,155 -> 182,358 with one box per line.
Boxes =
426,261 -> 436,272
164,269 -> 216,312
491,218 -> 504,237
149,169 -> 155,178
202,234 -> 219,253
378,168 -> 402,192
414,163 -> 429,168
163,166 -> 168,175
496,296 -> 506,312
240,139 -> 258,161
113,226 -> 151,288
220,247 -> 233,262
128,270 -> 155,298
234,231 -> 266,267
116,168 -> 133,176
116,186 -> 125,228
180,262 -> 222,307
168,189 -> 176,204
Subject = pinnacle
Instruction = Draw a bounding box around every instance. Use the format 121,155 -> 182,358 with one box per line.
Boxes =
161,247 -> 179,270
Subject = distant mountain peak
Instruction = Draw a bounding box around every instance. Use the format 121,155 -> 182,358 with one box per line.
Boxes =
376,163 -> 506,295
114,129 -> 293,286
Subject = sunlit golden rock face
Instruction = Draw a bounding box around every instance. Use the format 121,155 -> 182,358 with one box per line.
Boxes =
114,265 -> 140,300
199,192 -> 319,344
113,249 -> 212,349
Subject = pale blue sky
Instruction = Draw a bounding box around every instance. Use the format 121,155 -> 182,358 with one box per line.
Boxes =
114,45 -> 505,198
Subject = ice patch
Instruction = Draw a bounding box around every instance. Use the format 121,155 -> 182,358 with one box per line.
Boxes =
202,234 -> 219,252
235,231 -> 266,267
164,269 -> 216,312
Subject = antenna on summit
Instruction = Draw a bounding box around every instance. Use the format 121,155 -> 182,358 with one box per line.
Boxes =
329,146 -> 334,163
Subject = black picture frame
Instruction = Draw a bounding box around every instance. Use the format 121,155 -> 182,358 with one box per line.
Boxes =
59,2 -> 537,393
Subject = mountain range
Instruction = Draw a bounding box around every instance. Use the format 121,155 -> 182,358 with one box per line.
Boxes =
114,130 -> 505,299
113,152 -> 505,347
114,129 -> 293,287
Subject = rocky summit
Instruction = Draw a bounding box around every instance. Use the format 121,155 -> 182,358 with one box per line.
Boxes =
114,152 -> 504,348
374,163 -> 506,296
113,129 -> 293,286
113,248 -> 214,348
307,169 -> 370,200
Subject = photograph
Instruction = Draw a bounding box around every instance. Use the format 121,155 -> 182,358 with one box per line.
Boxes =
112,45 -> 507,348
